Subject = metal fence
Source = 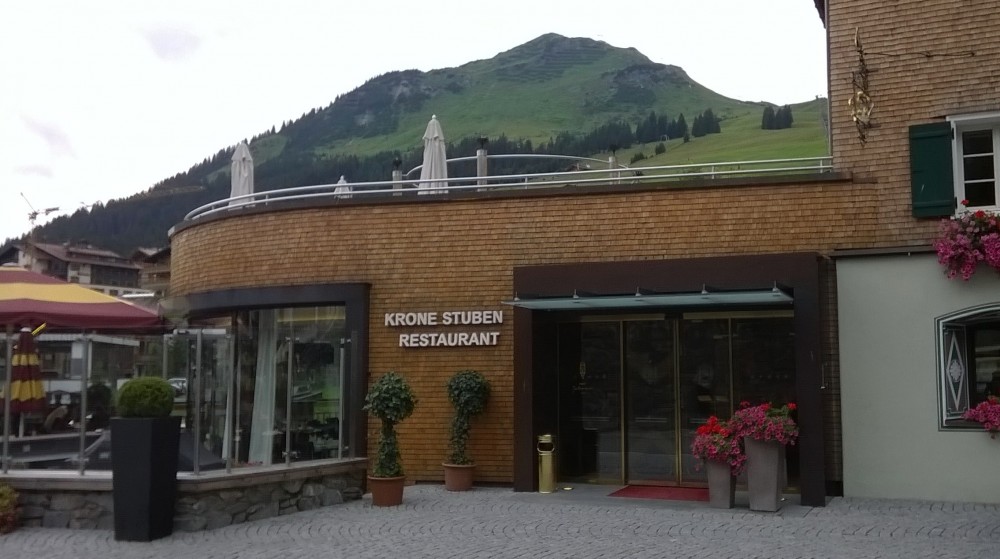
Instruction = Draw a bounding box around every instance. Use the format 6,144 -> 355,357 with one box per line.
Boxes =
183,155 -> 833,223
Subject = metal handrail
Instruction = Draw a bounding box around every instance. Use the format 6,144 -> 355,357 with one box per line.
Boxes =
183,155 -> 833,223
404,153 -> 627,177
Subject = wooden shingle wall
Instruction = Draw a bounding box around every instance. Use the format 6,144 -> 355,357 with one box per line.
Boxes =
828,0 -> 1000,244
172,179 -> 862,483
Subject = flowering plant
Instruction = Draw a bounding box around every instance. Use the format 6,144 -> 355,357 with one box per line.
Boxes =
934,201 -> 1000,280
690,415 -> 746,474
963,396 -> 1000,438
730,401 -> 799,445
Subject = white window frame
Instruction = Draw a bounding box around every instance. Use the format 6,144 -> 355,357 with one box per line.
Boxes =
935,303 -> 1000,430
948,111 -> 1000,212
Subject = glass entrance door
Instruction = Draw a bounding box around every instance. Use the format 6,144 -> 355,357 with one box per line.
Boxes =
677,318 -> 731,484
559,322 -> 622,483
624,320 -> 675,484
555,312 -> 794,487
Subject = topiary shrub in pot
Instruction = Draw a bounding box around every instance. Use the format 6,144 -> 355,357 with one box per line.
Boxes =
443,370 -> 491,491
363,371 -> 416,506
111,376 -> 181,541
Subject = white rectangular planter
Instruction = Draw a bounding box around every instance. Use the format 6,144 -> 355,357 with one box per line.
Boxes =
745,437 -> 783,512
705,460 -> 736,509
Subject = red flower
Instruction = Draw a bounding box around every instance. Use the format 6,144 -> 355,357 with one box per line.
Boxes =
976,210 -> 987,218
787,403 -> 797,411
962,199 -> 970,206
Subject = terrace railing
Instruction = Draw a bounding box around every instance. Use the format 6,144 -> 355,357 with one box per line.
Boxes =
183,155 -> 833,224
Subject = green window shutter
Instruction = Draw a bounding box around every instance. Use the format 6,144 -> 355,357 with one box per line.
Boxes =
910,122 -> 955,217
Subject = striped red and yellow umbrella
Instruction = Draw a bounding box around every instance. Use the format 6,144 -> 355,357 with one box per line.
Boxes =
0,265 -> 161,330
6,328 -> 45,414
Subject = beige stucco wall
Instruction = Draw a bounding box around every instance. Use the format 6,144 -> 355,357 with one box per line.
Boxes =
837,253 -> 1000,502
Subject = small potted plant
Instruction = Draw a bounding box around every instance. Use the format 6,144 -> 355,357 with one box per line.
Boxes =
110,376 -> 181,541
0,483 -> 20,534
730,401 -> 798,512
443,370 -> 491,491
363,371 -> 416,506
690,415 -> 745,508
963,396 -> 1000,438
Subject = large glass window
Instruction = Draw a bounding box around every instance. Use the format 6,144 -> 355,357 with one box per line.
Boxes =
236,306 -> 347,466
1,304 -> 350,472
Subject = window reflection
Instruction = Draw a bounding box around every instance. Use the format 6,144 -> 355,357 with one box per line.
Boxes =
237,306 -> 346,466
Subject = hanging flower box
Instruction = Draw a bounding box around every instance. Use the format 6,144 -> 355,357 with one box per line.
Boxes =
934,202 -> 1000,280
963,396 -> 1000,438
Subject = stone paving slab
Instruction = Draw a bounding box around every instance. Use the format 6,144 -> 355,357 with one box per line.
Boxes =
1,484 -> 998,559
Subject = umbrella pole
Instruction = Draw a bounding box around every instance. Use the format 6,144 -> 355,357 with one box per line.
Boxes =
78,334 -> 91,475
285,336 -> 293,467
2,325 -> 12,473
193,330 -> 202,475
223,333 -> 233,473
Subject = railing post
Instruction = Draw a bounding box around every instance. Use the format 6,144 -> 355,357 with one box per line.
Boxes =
476,136 -> 489,190
608,154 -> 620,185
392,157 -> 403,196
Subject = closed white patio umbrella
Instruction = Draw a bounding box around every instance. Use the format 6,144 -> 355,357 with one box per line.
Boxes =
334,175 -> 352,198
229,142 -> 254,207
418,115 -> 448,194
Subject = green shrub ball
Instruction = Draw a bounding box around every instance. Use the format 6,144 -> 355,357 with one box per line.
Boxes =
115,376 -> 175,418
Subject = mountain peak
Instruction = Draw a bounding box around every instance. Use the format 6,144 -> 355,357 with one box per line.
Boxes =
475,33 -> 651,85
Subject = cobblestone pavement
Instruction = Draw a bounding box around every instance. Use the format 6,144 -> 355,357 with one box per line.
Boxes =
2,484 -> 999,559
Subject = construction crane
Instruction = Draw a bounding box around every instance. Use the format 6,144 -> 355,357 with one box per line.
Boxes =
19,193 -> 60,271
20,192 -> 60,227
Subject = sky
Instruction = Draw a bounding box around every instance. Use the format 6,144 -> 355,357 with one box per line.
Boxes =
0,0 -> 827,244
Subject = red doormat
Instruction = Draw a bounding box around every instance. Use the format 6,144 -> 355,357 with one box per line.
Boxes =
609,485 -> 709,502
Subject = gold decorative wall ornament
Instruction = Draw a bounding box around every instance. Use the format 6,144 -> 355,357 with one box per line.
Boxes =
849,28 -> 874,144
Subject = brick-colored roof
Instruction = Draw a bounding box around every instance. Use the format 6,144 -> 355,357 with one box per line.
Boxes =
32,242 -> 139,270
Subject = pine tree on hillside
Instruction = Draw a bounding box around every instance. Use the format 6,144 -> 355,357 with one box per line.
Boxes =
705,109 -> 721,133
776,105 -> 794,129
691,109 -> 721,138
762,106 -> 776,130
763,105 -> 794,130
692,113 -> 705,137
670,114 -> 688,139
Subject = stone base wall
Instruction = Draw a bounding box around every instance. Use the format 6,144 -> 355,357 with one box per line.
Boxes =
19,492 -> 113,530
14,469 -> 364,532
173,472 -> 364,532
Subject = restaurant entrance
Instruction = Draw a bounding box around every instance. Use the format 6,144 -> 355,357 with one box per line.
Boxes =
555,311 -> 796,486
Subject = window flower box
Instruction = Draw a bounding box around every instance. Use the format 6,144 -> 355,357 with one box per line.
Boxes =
935,203 -> 1000,280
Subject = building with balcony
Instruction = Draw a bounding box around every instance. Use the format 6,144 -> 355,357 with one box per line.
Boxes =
131,246 -> 171,299
0,241 -> 143,297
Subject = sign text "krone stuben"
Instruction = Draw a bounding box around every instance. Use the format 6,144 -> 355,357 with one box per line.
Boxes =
385,310 -> 502,348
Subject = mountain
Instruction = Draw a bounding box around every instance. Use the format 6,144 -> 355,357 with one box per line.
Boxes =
12,34 -> 827,255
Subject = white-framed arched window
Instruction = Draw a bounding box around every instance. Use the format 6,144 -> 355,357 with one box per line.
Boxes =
936,304 -> 1000,428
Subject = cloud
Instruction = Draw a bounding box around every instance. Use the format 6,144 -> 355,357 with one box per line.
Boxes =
14,164 -> 54,178
141,25 -> 202,61
21,116 -> 75,158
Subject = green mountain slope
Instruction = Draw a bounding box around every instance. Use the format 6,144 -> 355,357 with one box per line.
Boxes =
13,34 -> 827,255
